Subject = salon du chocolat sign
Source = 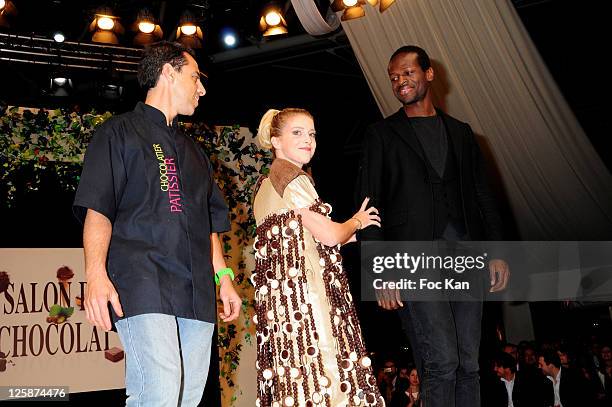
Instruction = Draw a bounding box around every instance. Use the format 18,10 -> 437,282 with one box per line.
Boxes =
0,249 -> 125,397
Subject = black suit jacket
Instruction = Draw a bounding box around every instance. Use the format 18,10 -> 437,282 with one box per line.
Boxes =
486,371 -> 553,407
358,108 -> 503,241
558,367 -> 593,407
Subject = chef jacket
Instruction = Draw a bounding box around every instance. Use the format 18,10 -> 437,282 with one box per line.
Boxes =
73,102 -> 230,324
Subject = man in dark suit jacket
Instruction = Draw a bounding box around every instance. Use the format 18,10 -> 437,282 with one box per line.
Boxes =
539,349 -> 595,407
486,352 -> 552,407
357,45 -> 510,407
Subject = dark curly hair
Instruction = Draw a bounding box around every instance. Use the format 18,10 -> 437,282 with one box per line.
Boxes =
137,41 -> 195,91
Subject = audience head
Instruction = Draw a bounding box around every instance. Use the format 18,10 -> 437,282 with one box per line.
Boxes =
494,352 -> 517,380
538,349 -> 561,377
502,342 -> 519,362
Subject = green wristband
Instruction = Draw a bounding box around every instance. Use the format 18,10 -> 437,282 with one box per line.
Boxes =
215,267 -> 235,286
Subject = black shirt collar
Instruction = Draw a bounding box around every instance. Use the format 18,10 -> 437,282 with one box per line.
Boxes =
135,101 -> 179,129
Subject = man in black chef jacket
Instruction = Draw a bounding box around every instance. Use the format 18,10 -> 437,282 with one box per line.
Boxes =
73,41 -> 241,406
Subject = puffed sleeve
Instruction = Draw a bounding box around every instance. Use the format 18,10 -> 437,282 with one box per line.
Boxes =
72,119 -> 127,224
283,175 -> 319,209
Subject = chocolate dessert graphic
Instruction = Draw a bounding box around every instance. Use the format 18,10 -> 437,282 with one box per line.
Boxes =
0,271 -> 9,295
56,266 -> 74,307
45,266 -> 76,324
105,347 -> 124,363
0,351 -> 15,373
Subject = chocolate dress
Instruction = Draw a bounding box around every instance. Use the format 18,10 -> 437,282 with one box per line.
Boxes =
252,159 -> 384,407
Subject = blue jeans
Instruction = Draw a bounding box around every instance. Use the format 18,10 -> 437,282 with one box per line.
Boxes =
115,313 -> 215,407
398,300 -> 482,407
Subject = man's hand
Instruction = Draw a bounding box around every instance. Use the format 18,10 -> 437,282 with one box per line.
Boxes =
376,287 -> 403,310
489,259 -> 510,292
218,275 -> 241,322
84,272 -> 123,331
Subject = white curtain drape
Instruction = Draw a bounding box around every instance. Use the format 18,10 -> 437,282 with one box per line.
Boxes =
339,0 -> 612,239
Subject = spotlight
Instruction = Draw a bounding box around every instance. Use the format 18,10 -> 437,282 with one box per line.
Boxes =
133,8 -> 163,46
331,0 -> 395,15
175,11 -> 203,49
259,5 -> 288,37
220,28 -> 238,48
0,0 -> 17,28
180,24 -> 197,36
341,5 -> 365,21
89,7 -> 124,44
97,16 -> 114,31
265,11 -> 281,27
223,34 -> 236,47
138,21 -> 155,34
49,70 -> 73,97
53,32 -> 65,43
99,67 -> 124,100
379,0 -> 396,12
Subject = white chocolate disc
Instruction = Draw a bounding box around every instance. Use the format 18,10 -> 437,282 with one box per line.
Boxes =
360,356 -> 372,368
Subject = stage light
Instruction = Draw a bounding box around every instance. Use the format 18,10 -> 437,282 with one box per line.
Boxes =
341,5 -> 365,21
265,11 -> 281,27
259,6 -> 288,37
97,16 -> 115,31
180,24 -> 197,36
224,34 -> 236,47
49,70 -> 73,97
331,0 -> 395,17
53,32 -> 65,43
175,11 -> 203,48
379,0 -> 395,12
133,8 -> 163,46
138,21 -> 155,34
0,0 -> 17,28
89,8 -> 124,45
98,65 -> 124,100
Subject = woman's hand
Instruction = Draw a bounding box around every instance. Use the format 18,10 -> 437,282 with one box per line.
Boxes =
352,197 -> 381,230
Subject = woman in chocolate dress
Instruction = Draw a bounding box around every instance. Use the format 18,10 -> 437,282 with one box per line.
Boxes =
252,108 -> 385,406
